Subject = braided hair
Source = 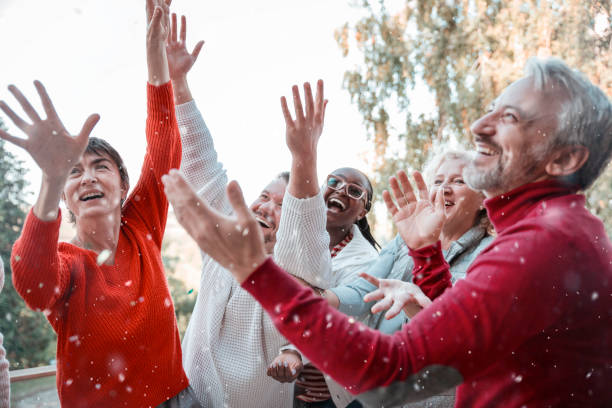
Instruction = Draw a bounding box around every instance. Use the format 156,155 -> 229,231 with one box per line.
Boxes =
357,172 -> 381,251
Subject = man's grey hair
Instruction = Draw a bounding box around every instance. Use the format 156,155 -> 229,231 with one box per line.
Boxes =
525,57 -> 612,189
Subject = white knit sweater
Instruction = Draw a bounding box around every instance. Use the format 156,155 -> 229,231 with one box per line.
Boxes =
177,101 -> 335,408
276,192 -> 379,408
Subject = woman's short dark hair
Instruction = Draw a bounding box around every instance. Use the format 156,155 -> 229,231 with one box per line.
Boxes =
86,137 -> 129,188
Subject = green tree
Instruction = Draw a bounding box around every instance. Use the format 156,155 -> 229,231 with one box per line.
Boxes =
336,0 -> 612,235
0,120 -> 57,369
162,241 -> 197,338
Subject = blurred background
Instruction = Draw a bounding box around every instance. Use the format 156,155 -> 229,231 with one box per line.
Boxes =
0,1 -> 610,405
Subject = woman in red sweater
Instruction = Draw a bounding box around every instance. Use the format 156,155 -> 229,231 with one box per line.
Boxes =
0,1 -> 199,407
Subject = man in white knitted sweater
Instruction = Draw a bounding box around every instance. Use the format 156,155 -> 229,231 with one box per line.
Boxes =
166,16 -> 332,407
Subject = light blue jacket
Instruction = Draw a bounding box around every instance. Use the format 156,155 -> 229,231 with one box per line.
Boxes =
329,225 -> 494,334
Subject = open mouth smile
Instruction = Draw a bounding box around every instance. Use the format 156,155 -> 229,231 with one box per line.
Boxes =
475,144 -> 498,156
79,192 -> 105,202
255,215 -> 272,229
326,197 -> 347,213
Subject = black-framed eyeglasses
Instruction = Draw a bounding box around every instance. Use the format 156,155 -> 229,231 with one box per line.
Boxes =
326,175 -> 368,202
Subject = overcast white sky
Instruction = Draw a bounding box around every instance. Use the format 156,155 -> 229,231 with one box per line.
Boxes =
0,0 -> 418,205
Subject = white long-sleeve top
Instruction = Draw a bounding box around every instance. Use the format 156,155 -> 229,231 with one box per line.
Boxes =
177,100 -> 334,407
276,191 -> 379,408
273,191 -> 333,288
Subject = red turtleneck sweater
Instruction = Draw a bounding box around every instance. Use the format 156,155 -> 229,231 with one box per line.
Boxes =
11,83 -> 187,408
243,180 -> 612,407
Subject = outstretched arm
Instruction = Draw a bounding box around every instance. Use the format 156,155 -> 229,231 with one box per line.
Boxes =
282,81 -> 327,199
0,82 -> 99,221
273,82 -> 333,288
146,0 -> 171,86
167,13 -> 204,105
125,0 -> 181,245
166,14 -> 229,214
0,82 -> 98,309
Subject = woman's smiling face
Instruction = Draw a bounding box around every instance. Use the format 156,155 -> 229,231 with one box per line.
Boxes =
63,151 -> 127,223
429,157 -> 484,234
323,167 -> 370,228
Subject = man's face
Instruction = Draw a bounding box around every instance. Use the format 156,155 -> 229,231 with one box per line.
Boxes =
249,178 -> 287,254
464,77 -> 563,197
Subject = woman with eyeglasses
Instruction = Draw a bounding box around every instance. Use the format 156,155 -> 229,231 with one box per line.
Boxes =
267,83 -> 379,408
324,170 -> 380,254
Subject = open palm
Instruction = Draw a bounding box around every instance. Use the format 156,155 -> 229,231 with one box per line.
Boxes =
281,80 -> 327,159
383,170 -> 446,250
0,81 -> 99,179
166,14 -> 204,80
163,170 -> 267,282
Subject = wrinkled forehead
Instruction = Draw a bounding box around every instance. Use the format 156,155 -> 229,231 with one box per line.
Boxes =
435,157 -> 468,178
251,178 -> 287,205
493,76 -> 564,120
76,151 -> 117,168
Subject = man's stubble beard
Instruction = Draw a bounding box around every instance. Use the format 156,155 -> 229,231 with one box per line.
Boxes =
464,145 -> 549,196
464,153 -> 505,193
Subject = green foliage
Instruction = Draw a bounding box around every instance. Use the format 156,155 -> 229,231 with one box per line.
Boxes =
0,125 -> 57,369
336,0 -> 612,235
167,275 -> 197,338
162,242 -> 197,338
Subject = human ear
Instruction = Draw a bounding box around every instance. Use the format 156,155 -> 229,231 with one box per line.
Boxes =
356,207 -> 368,222
545,145 -> 589,178
121,181 -> 130,200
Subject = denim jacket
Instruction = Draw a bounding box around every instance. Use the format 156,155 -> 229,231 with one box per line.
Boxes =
329,225 -> 494,334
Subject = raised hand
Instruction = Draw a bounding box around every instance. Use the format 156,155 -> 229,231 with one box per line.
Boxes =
281,80 -> 327,160
281,80 -> 327,198
167,14 -> 204,81
146,0 -> 171,85
360,272 -> 432,319
0,81 -> 99,180
146,0 -> 171,44
383,170 -> 446,250
267,351 -> 303,383
162,170 -> 267,281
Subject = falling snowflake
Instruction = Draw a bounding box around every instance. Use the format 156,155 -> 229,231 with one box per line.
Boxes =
96,249 -> 112,265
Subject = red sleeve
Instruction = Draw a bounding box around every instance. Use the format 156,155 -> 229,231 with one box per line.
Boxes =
409,241 -> 452,299
11,210 -> 72,312
242,226 -> 568,394
122,82 -> 181,246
